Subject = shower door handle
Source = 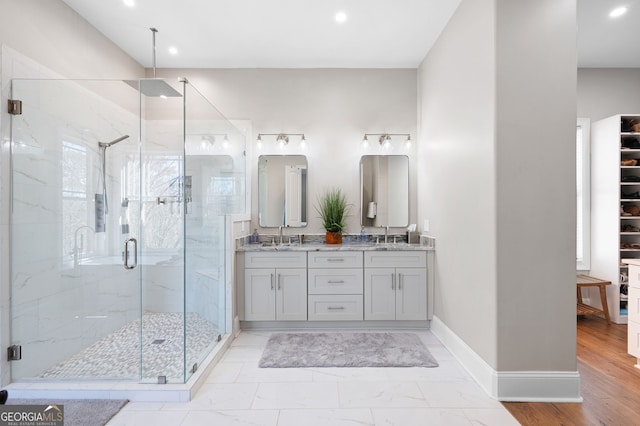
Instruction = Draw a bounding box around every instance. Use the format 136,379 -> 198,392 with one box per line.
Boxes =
124,238 -> 137,270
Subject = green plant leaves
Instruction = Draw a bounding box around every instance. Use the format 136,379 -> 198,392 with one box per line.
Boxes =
316,187 -> 350,233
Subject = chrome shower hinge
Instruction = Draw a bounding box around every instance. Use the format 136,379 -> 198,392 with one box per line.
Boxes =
7,345 -> 22,361
8,99 -> 22,115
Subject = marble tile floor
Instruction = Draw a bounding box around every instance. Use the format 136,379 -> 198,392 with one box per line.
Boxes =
107,330 -> 520,425
41,312 -> 219,381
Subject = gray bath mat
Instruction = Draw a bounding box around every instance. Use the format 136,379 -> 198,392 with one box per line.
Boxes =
259,332 -> 438,368
6,398 -> 128,426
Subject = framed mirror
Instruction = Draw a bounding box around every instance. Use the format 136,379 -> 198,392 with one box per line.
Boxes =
258,155 -> 308,227
360,155 -> 409,227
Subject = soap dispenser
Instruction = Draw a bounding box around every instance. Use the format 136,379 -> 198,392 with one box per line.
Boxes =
360,226 -> 367,243
251,229 -> 260,244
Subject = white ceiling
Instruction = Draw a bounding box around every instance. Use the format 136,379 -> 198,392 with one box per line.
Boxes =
61,0 -> 462,68
61,0 -> 639,69
578,0 -> 640,67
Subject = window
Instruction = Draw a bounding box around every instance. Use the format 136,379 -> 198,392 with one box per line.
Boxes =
62,141 -> 91,261
577,118 -> 590,270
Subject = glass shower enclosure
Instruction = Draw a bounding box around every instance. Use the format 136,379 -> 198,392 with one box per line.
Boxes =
9,77 -> 245,384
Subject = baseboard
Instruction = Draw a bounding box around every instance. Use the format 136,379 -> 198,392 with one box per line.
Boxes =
240,320 -> 430,330
430,316 -> 582,402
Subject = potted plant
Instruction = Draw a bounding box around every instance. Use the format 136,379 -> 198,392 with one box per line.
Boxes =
316,187 -> 350,244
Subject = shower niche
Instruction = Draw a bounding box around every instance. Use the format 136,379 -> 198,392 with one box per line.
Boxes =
9,78 -> 246,384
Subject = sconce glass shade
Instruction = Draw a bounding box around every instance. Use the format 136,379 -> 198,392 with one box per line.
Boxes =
276,134 -> 289,148
382,134 -> 392,149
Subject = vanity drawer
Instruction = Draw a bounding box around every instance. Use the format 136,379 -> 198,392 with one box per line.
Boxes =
308,295 -> 363,321
245,251 -> 307,269
629,286 -> 640,319
308,251 -> 363,268
629,318 -> 640,358
308,268 -> 363,294
630,265 -> 640,289
364,251 -> 426,268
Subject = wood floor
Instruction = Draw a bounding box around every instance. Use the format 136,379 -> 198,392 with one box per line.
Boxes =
502,316 -> 640,426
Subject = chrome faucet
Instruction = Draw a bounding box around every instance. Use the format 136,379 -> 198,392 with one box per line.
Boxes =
384,226 -> 389,244
278,225 -> 284,245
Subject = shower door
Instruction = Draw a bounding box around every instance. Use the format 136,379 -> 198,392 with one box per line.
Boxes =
9,79 -> 142,381
138,79 -> 237,383
9,78 -> 240,384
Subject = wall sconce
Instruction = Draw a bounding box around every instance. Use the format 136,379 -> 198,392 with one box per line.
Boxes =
362,133 -> 411,149
197,133 -> 228,149
257,133 -> 307,148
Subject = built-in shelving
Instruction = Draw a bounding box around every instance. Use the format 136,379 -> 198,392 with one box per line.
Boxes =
590,114 -> 640,323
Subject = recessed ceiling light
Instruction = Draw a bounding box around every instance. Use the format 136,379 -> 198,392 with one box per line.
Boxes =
610,6 -> 628,18
123,0 -> 135,7
168,46 -> 178,55
335,11 -> 347,23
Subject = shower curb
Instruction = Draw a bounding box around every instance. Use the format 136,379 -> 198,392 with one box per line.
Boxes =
4,334 -> 233,402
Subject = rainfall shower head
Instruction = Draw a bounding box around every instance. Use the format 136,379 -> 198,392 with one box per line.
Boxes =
123,79 -> 183,97
123,28 -> 183,98
98,135 -> 130,148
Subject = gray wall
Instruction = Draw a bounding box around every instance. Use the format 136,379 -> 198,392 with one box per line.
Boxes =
156,68 -> 418,236
578,68 -> 640,122
494,0 -> 577,372
0,0 -> 143,79
417,0 -> 498,366
418,0 -> 577,377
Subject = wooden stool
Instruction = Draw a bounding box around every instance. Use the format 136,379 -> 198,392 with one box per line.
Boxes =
576,274 -> 611,324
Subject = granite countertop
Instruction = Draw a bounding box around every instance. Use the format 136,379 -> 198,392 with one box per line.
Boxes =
237,241 -> 434,252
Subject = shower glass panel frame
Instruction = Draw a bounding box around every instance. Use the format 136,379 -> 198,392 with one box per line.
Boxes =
9,78 -> 245,384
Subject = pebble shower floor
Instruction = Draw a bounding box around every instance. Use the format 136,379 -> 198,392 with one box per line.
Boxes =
39,312 -> 219,381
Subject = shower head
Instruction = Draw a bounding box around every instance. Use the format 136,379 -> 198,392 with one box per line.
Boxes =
99,135 -> 130,148
122,28 -> 183,98
123,79 -> 183,97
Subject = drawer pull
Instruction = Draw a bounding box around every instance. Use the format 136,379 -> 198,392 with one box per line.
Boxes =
327,280 -> 345,284
392,273 -> 396,290
270,273 -> 274,290
398,273 -> 403,290
327,258 -> 345,262
327,306 -> 345,310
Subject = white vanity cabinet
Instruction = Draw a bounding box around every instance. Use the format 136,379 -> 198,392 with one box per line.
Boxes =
364,251 -> 427,320
244,252 -> 307,321
307,251 -> 364,320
